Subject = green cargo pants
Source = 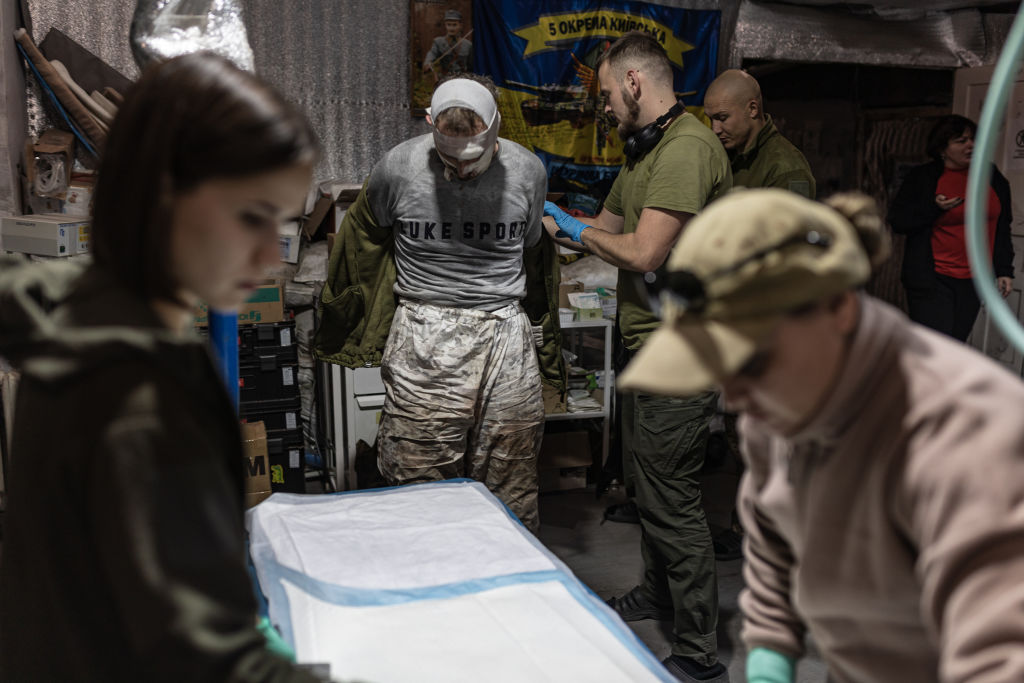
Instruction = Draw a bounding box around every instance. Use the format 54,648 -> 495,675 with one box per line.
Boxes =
622,389 -> 720,666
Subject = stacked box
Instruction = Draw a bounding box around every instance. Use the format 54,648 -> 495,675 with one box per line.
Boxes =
199,319 -> 307,489
537,429 -> 592,492
240,421 -> 273,508
240,396 -> 301,435
239,351 -> 300,403
238,320 -> 298,361
1,214 -> 90,256
194,281 -> 285,327
237,319 -> 305,491
267,429 -> 305,493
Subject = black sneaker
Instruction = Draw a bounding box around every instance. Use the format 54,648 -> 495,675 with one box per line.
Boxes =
712,528 -> 743,562
661,655 -> 730,682
605,585 -> 672,621
603,499 -> 640,524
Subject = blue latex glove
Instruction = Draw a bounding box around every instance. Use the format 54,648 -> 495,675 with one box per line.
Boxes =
544,200 -> 588,243
257,616 -> 296,661
747,647 -> 795,683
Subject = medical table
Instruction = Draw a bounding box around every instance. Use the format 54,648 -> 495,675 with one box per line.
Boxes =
246,479 -> 676,682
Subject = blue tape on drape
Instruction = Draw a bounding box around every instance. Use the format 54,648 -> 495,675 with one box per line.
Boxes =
249,480 -> 678,681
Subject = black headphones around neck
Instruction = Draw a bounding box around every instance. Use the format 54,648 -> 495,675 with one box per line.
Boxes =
622,100 -> 685,162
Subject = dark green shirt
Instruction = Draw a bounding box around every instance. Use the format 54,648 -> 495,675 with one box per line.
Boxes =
603,112 -> 732,350
731,115 -> 816,198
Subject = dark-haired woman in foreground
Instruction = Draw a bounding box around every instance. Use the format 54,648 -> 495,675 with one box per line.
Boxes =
0,52 -> 328,682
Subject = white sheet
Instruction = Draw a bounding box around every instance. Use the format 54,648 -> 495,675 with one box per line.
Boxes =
248,481 -> 555,589
247,480 -> 674,683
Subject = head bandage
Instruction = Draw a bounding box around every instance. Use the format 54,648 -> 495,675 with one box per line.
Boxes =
428,79 -> 501,175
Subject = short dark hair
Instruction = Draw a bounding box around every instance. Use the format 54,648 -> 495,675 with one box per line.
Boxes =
595,31 -> 673,85
925,114 -> 976,162
90,51 -> 320,302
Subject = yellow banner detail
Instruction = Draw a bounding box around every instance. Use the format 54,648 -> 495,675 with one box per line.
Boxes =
514,11 -> 693,68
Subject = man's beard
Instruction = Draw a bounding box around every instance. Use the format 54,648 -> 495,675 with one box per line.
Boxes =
617,86 -> 642,139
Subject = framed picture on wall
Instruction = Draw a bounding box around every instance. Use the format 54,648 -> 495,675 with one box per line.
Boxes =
410,0 -> 474,116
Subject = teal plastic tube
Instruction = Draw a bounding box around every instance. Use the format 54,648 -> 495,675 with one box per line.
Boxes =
966,1 -> 1024,354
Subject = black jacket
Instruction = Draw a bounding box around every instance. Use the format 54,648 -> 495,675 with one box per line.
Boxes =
0,257 -> 322,682
887,160 -> 1014,290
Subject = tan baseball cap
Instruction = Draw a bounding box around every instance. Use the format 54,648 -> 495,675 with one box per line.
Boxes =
619,188 -> 872,396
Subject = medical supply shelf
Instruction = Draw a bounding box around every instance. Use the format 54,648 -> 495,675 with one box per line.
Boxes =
545,318 -> 613,471
325,318 -> 615,492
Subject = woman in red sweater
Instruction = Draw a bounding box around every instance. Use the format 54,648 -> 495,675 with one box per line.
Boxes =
888,114 -> 1014,341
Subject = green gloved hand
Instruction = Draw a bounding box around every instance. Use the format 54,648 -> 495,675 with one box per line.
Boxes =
257,615 -> 296,661
747,647 -> 795,683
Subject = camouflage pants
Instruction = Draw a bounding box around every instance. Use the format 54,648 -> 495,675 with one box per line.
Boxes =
377,300 -> 544,531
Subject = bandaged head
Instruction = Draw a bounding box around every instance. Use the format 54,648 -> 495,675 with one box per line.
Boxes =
427,78 -> 501,179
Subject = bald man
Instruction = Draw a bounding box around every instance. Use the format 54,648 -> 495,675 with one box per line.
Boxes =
703,69 -> 815,198
701,70 -> 816,564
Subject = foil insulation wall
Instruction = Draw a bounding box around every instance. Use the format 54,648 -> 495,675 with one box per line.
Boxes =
22,0 -> 726,184
17,0 -> 1015,185
24,0 -> 420,183
730,1 -> 993,68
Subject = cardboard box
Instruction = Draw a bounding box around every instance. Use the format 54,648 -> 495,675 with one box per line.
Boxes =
194,281 -> 285,327
538,430 -> 592,470
558,280 -> 584,308
241,421 -> 272,508
567,291 -> 603,321
62,178 -> 95,217
301,180 -> 362,239
573,306 -> 603,321
539,466 -> 588,492
25,129 -> 74,200
302,192 -> 334,240
1,213 -> 89,256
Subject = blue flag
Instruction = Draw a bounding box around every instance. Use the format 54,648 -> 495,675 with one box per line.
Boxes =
473,0 -> 720,196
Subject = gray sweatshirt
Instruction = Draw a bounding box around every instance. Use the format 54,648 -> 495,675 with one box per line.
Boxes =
738,295 -> 1024,682
365,133 -> 546,311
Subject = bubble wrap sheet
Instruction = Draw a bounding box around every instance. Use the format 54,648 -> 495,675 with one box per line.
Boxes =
130,0 -> 255,71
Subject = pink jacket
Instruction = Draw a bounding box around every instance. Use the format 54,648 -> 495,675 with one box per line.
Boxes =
738,295 -> 1024,682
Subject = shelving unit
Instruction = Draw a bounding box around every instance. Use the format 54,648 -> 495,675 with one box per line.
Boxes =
545,318 -> 613,469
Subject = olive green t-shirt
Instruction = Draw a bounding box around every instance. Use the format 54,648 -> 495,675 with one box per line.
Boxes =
731,115 -> 816,199
604,112 -> 732,350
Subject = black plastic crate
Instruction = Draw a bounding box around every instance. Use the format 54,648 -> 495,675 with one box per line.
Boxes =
239,353 -> 300,402
197,320 -> 298,364
239,320 -> 297,363
240,396 -> 302,435
267,428 -> 305,493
